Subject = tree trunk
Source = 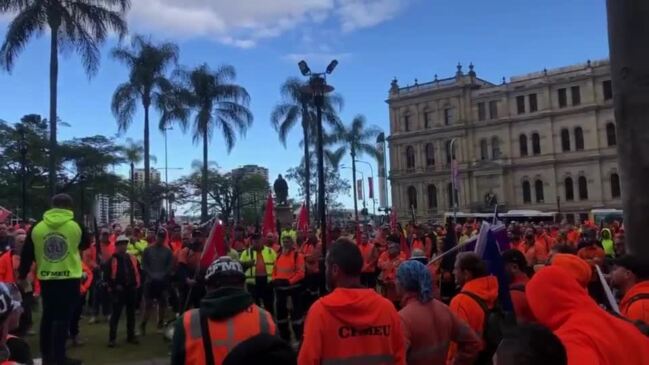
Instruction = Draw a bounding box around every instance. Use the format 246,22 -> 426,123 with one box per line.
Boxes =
302,103 -> 311,225
607,0 -> 649,259
130,162 -> 135,226
48,23 -> 60,198
201,129 -> 209,223
143,101 -> 151,225
352,148 -> 358,222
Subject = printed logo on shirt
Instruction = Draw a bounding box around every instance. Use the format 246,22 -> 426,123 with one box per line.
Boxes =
43,233 -> 69,262
338,325 -> 391,338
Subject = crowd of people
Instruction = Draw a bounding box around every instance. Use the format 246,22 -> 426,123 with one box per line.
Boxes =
0,194 -> 648,365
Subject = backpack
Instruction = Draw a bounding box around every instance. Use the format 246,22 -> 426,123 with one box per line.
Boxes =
460,291 -> 512,365
616,293 -> 649,337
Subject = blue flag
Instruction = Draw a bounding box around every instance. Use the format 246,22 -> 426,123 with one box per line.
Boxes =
475,223 -> 514,312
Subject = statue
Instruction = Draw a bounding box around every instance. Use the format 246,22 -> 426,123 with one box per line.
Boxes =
273,174 -> 289,206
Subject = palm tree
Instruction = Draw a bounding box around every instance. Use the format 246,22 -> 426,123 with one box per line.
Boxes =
0,0 -> 130,197
177,64 -> 253,223
111,35 -> 185,224
271,77 -> 342,223
121,139 -> 156,225
333,115 -> 381,222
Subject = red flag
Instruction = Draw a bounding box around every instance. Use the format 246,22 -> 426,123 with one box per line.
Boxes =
368,177 -> 374,199
262,194 -> 276,236
200,221 -> 226,269
357,179 -> 364,200
296,202 -> 309,233
0,207 -> 11,223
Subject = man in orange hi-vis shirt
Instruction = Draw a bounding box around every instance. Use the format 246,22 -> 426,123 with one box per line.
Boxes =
271,233 -> 305,342
299,238 -> 405,365
378,238 -> 407,308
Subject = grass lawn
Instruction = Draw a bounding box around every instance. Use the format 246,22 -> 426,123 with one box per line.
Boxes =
27,308 -> 171,365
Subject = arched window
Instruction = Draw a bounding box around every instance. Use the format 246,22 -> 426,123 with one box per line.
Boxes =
535,180 -> 544,203
606,122 -> 617,146
491,136 -> 500,159
532,133 -> 541,155
522,181 -> 531,204
406,146 -> 415,169
574,127 -> 584,151
445,140 -> 454,165
407,186 -> 417,209
427,184 -> 438,209
425,143 -> 435,166
561,128 -> 571,152
611,173 -> 621,199
578,176 -> 588,200
480,139 -> 488,160
519,134 -> 528,157
565,177 -> 574,201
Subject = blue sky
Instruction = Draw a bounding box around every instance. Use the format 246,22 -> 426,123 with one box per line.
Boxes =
0,0 -> 609,211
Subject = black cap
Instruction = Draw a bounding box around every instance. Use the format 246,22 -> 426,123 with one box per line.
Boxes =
502,249 -> 529,270
614,255 -> 649,279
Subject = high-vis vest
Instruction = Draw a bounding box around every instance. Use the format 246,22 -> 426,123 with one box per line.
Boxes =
182,304 -> 276,365
31,209 -> 83,280
240,247 -> 276,284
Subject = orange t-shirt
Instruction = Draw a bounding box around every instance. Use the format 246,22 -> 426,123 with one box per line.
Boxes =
255,252 -> 267,276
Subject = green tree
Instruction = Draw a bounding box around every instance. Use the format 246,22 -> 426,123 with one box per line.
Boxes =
111,35 -> 185,224
176,63 -> 253,223
270,77 -> 342,223
332,115 -> 381,222
0,0 -> 130,197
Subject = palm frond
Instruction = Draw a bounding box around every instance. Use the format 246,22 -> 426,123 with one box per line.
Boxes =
0,3 -> 46,71
111,82 -> 138,133
325,147 -> 346,170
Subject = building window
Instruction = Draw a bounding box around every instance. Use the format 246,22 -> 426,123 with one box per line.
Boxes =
424,112 -> 431,129
478,102 -> 486,121
532,133 -> 541,155
447,183 -> 458,209
519,134 -> 528,157
571,86 -> 581,106
489,100 -> 498,119
480,139 -> 488,160
405,146 -> 415,169
407,186 -> 418,209
444,108 -> 454,125
565,177 -> 574,201
606,122 -> 617,146
522,181 -> 531,204
578,176 -> 588,200
516,95 -> 526,114
425,143 -> 435,166
529,93 -> 538,112
427,184 -> 438,209
574,127 -> 584,151
561,129 -> 571,152
558,88 -> 567,108
535,180 -> 544,203
611,173 -> 621,199
603,80 -> 613,101
404,115 -> 410,132
445,140 -> 453,165
491,136 -> 500,159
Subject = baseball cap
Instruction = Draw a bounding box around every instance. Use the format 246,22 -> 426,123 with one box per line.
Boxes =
116,235 -> 129,244
614,255 -> 649,279
204,257 -> 245,284
502,249 -> 529,270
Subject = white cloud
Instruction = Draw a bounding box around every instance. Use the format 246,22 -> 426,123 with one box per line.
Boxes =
128,0 -> 410,48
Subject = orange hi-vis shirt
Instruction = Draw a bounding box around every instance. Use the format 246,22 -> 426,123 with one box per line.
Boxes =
0,250 -> 15,283
378,251 -> 407,284
299,288 -> 406,365
272,249 -> 305,285
577,245 -> 605,268
301,242 -> 321,274
357,241 -> 378,273
182,303 -> 276,365
620,280 -> 649,324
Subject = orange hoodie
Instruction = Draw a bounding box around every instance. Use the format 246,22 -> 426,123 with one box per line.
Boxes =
620,280 -> 649,324
298,287 -> 405,365
527,266 -> 649,365
551,253 -> 592,288
447,276 -> 499,362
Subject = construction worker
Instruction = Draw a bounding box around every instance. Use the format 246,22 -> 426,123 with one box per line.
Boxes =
177,229 -> 205,309
271,232 -> 305,342
300,231 -> 322,310
171,256 -> 277,365
610,255 -> 649,323
18,194 -> 90,365
378,237 -> 407,308
240,233 -> 277,314
106,235 -> 141,348
357,230 -> 379,289
69,262 -> 93,346
126,227 -> 148,263
298,238 -> 406,365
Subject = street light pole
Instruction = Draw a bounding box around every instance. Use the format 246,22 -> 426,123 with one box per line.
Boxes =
18,124 -> 27,222
163,126 -> 173,217
354,159 -> 376,216
450,138 -> 458,224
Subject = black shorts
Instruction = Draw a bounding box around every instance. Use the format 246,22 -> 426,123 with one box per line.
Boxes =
144,280 -> 168,301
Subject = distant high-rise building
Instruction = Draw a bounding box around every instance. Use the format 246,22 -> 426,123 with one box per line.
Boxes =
94,195 -> 130,225
133,168 -> 161,185
231,165 -> 269,182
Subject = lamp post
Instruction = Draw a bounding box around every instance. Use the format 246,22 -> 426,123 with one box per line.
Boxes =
299,59 -> 337,262
449,138 -> 458,223
17,124 -> 28,222
354,159 -> 376,216
162,126 -> 173,216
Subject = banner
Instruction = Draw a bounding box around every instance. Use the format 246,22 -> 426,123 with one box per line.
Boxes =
296,202 -> 309,233
199,221 -> 226,269
368,177 -> 374,199
262,193 -> 276,236
357,179 -> 364,200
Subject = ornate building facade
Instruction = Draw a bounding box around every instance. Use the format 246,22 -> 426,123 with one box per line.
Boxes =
387,60 -> 621,223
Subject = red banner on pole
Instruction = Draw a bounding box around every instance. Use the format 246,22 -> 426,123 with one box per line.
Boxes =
357,179 -> 363,200
262,193 -> 276,236
296,202 -> 309,233
368,177 -> 374,199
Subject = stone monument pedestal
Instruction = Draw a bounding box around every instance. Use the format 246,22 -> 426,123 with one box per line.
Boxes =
276,205 -> 293,228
